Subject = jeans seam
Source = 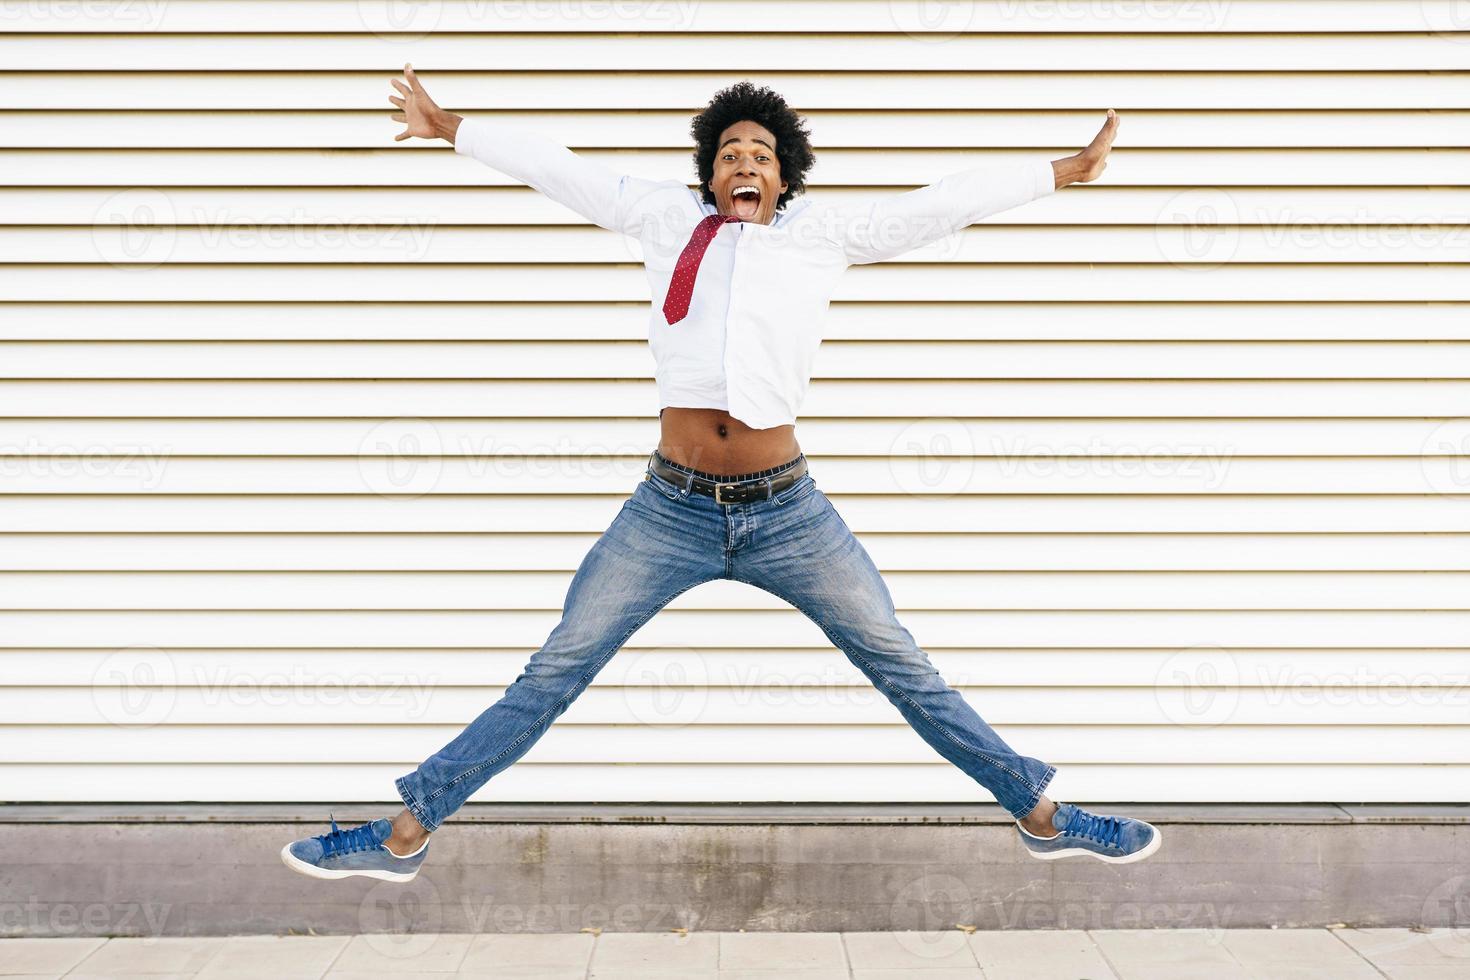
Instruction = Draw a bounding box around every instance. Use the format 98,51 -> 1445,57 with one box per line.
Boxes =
419,575 -> 713,811
732,573 -> 1050,810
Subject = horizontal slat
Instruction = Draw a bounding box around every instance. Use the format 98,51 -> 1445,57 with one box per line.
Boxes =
5,533 -> 1465,571
8,418 -> 1468,456
0,763 -> 1456,803
2,494 -> 1467,533
11,71 -> 1470,111
7,570 -> 1470,610
3,148 -> 1464,187
5,188 -> 1470,232
6,725 -> 1467,765
8,225 -> 1465,265
2,265 -> 1467,303
8,648 -> 1466,688
12,682 -> 1470,724
2,0 -> 1456,34
4,301 -> 1469,341
5,34 -> 1467,73
5,380 -> 1468,416
5,342 -> 1469,379
12,109 -> 1470,148
3,457 -> 1467,495
5,609 -> 1470,649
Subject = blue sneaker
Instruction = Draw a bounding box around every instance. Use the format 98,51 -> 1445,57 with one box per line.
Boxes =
280,815 -> 429,882
1016,801 -> 1161,864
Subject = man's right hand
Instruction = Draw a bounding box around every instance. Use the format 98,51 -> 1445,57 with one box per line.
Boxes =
388,63 -> 459,143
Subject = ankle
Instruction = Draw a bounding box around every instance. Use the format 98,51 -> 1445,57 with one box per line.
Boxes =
1018,796 -> 1058,834
385,809 -> 431,855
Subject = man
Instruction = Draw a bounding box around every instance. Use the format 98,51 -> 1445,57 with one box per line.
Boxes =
282,68 -> 1157,883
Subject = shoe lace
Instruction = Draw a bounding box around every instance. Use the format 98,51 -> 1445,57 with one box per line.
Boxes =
1064,807 -> 1124,848
314,814 -> 380,858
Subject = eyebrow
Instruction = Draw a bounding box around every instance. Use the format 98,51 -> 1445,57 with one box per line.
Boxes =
719,136 -> 775,152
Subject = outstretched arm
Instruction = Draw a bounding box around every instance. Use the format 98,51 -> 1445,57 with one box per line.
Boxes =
838,109 -> 1121,266
389,63 -> 676,238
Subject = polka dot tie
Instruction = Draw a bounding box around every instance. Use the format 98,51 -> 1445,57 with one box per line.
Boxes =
662,212 -> 743,325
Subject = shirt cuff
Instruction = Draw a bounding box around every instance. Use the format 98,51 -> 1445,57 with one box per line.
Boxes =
452,115 -> 481,157
1030,157 -> 1057,199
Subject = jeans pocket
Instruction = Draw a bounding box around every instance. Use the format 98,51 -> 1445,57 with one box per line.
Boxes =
773,473 -> 817,506
644,470 -> 686,501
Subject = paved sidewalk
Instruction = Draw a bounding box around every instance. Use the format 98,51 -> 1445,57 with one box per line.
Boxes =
1,928 -> 1467,978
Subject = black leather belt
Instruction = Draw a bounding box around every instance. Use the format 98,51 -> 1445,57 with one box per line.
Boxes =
646,450 -> 808,505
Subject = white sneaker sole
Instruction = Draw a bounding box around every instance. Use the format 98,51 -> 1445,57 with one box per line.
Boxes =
279,843 -> 422,882
1022,824 -> 1163,864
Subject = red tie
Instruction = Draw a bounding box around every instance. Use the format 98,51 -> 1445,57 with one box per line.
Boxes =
662,213 -> 743,325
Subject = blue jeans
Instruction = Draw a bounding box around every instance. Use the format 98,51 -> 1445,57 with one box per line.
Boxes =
396,452 -> 1056,831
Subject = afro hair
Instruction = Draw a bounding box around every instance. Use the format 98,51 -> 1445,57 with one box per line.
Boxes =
689,80 -> 816,213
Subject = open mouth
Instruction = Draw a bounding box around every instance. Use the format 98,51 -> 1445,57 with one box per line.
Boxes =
731,184 -> 761,220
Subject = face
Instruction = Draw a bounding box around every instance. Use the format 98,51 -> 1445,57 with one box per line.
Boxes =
709,120 -> 789,225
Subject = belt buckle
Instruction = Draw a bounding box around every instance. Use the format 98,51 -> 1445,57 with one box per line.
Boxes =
714,482 -> 739,505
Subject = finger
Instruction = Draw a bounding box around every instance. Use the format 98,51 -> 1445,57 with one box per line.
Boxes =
390,112 -> 406,122
405,65 -> 425,94
391,78 -> 409,96
395,129 -> 410,141
388,95 -> 404,107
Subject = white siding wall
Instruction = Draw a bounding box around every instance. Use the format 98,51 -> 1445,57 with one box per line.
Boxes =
2,1 -> 1467,805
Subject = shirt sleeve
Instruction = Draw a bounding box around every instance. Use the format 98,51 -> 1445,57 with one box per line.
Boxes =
452,114 -> 679,238
838,156 -> 1057,266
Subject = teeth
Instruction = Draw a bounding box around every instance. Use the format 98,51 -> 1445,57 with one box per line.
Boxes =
733,185 -> 760,197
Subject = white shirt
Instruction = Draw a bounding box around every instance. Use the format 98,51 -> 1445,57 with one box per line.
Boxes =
454,115 -> 1057,430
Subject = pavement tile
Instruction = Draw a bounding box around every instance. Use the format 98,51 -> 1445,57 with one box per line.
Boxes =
1333,926 -> 1470,965
67,938 -> 224,975
0,937 -> 105,974
330,934 -> 472,973
194,935 -> 349,978
1087,928 -> 1252,979
588,932 -> 718,972
969,929 -> 1119,979
841,931 -> 977,969
457,932 -> 595,971
717,932 -> 847,971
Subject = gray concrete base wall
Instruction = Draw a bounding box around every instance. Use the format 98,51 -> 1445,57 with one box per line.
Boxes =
4,803 -> 1468,937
